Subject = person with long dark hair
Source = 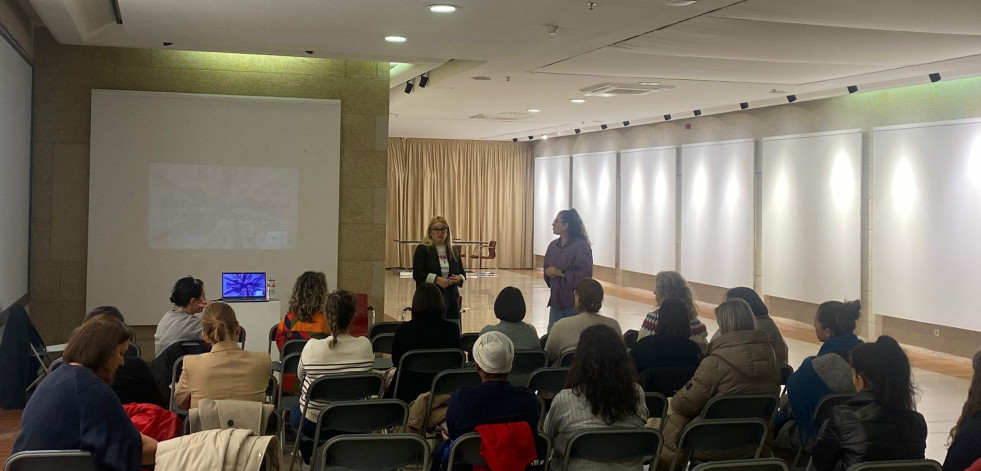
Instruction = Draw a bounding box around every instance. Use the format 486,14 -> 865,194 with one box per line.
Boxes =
811,336 -> 927,471
543,208 -> 593,332
154,276 -> 208,355
413,216 -> 466,328
943,349 -> 981,471
388,283 -> 462,402
629,299 -> 702,396
544,324 -> 648,471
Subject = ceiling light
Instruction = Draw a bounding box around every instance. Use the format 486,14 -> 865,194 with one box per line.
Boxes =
623,120 -> 630,127
528,136 -> 534,140
739,102 -> 749,110
929,72 -> 942,83
663,114 -> 672,121
787,95 -> 797,103
847,85 -> 858,94
600,124 -> 608,130
418,74 -> 429,88
428,4 -> 457,13
574,128 -> 581,134
541,133 -> 548,140
639,82 -> 659,86
570,99 -> 586,104
162,42 -> 173,47
527,109 -> 541,113
666,0 -> 696,5
304,50 -> 314,55
693,109 -> 702,117
512,138 -> 518,142
404,81 -> 414,94
385,36 -> 407,43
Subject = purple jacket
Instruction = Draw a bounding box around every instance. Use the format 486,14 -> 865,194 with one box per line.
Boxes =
542,237 -> 593,308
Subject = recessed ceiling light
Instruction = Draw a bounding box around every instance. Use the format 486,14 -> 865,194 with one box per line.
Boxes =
385,36 -> 407,43
665,0 -> 696,5
471,76 -> 492,81
429,4 -> 458,13
527,109 -> 541,113
570,99 -> 586,103
638,82 -> 659,86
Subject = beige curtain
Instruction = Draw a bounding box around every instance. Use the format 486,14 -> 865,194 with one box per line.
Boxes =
386,138 -> 534,269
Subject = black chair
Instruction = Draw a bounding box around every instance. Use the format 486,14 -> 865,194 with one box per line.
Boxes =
669,418 -> 769,471
370,333 -> 395,370
319,433 -> 429,471
368,322 -> 402,339
150,339 -> 210,399
562,427 -> 663,471
509,350 -> 548,387
645,392 -> 669,428
293,399 -> 408,471
126,342 -> 141,358
691,458 -> 790,471
527,367 -> 570,414
392,349 -> 466,404
845,460 -> 943,471
700,394 -> 779,426
277,352 -> 302,446
238,326 -> 247,349
448,430 -> 552,471
168,356 -> 190,415
640,366 -> 698,397
282,339 -> 308,358
422,368 -> 481,432
558,351 -> 575,367
4,450 -> 96,471
794,392 -> 855,465
460,332 -> 480,361
267,324 -> 278,355
779,365 -> 794,397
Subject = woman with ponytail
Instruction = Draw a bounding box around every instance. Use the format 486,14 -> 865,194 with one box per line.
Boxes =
290,290 -> 374,464
811,336 -> 927,471
543,209 -> 594,332
944,350 -> 981,471
544,279 -> 622,365
174,302 -> 271,410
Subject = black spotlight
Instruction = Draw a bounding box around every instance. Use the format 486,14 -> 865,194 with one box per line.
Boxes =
574,128 -> 581,134
693,109 -> 702,117
305,50 -> 314,55
622,120 -> 630,127
847,85 -> 858,94
512,138 -> 518,142
528,135 -> 534,140
418,74 -> 429,88
600,124 -> 608,130
929,72 -> 942,83
739,102 -> 749,110
404,81 -> 414,94
787,95 -> 797,103
162,42 -> 173,47
663,114 -> 672,121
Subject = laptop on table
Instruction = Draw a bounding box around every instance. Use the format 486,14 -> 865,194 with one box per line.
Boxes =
220,272 -> 267,302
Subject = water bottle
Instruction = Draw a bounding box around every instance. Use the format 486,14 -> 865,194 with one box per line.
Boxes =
268,274 -> 276,300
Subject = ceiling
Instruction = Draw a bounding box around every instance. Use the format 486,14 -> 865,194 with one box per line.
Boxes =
28,0 -> 981,140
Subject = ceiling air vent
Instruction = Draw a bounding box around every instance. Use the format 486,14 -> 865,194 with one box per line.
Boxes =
469,112 -> 533,121
579,83 -> 675,97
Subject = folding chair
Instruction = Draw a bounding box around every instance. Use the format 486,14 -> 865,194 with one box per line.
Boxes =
562,427 -> 663,471
668,418 -> 769,471
268,324 -> 278,355
319,433 -> 429,471
448,430 -> 552,471
422,368 -> 481,432
4,450 -> 96,471
691,458 -> 790,471
368,322 -> 402,339
460,332 -> 480,361
277,352 -> 302,446
371,333 -> 395,370
391,349 -> 466,404
510,350 -> 548,387
779,365 -> 794,397
640,366 -> 698,397
845,460 -> 943,471
645,392 -> 669,428
238,326 -> 247,349
558,351 -> 575,367
700,394 -> 779,426
126,342 -> 141,359
794,392 -> 854,466
527,367 -> 570,414
282,339 -> 308,358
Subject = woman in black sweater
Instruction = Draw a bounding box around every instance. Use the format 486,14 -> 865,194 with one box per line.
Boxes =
389,283 -> 461,402
630,299 -> 702,396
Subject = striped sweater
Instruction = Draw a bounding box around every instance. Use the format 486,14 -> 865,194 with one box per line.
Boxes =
297,334 -> 374,422
637,309 -> 709,351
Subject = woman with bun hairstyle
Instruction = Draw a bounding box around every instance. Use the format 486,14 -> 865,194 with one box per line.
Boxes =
275,271 -> 331,351
775,300 -> 864,449
543,209 -> 594,332
944,349 -> 981,471
637,271 -> 708,352
412,216 -> 466,328
544,279 -> 622,365
811,336 -> 927,471
154,276 -> 208,355
173,302 -> 271,410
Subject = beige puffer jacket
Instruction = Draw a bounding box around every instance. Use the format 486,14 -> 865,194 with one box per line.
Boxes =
657,329 -> 780,471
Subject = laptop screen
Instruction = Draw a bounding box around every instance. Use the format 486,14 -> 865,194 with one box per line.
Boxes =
221,272 -> 267,299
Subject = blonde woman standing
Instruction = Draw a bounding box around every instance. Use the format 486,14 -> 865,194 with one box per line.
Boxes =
413,216 -> 466,327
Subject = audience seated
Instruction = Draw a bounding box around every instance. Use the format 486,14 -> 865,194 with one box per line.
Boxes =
658,299 -> 780,471
629,299 -> 701,396
275,271 -> 331,351
14,315 -> 157,470
775,300 -> 863,449
944,349 -> 981,471
174,302 -> 271,410
290,290 -> 374,464
811,336 -> 927,471
722,287 -> 788,366
154,276 -> 208,356
85,306 -> 167,408
637,271 -> 708,352
389,283 -> 462,400
544,324 -> 648,471
544,278 -> 622,364
479,286 -> 541,350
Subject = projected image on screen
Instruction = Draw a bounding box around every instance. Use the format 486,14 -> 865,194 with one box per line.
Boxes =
149,163 -> 298,249
222,273 -> 267,298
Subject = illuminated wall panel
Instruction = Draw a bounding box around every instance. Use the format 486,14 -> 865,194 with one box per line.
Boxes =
572,152 -> 617,268
680,140 -> 754,289
872,118 -> 981,331
619,147 -> 677,275
761,130 -> 861,304
533,156 -> 570,256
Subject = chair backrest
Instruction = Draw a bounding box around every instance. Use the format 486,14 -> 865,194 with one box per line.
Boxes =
126,342 -> 141,358
393,349 -> 466,403
460,333 -> 480,360
319,433 -> 429,471
691,458 -> 790,471
779,365 -> 794,385
563,427 -> 663,471
670,418 -> 769,471
645,392 -> 669,424
640,366 -> 698,397
487,240 -> 497,258
277,352 -> 302,401
814,392 -> 854,424
281,339 -> 308,357
509,350 -> 548,387
178,340 -> 210,355
845,460 -> 943,471
307,372 -> 384,403
302,399 -> 409,471
448,430 -> 551,471
238,326 -> 247,349
267,324 -> 278,354
368,322 -> 402,339
432,368 -> 482,395
169,355 -> 187,413
558,351 -> 575,367
527,367 -> 569,396
4,450 -> 96,471
371,333 -> 394,354
700,394 -> 779,425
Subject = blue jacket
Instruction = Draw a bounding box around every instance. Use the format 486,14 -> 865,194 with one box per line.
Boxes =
785,334 -> 863,442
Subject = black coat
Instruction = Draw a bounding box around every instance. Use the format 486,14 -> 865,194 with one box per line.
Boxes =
412,244 -> 466,319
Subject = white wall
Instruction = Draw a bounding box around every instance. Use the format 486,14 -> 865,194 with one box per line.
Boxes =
572,152 -> 618,268
619,147 -> 677,275
0,37 -> 31,310
533,156 -> 570,256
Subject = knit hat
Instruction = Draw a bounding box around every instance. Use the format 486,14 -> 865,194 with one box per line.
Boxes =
472,331 -> 514,374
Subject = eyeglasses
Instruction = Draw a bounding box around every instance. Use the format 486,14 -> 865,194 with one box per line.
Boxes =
430,227 -> 449,233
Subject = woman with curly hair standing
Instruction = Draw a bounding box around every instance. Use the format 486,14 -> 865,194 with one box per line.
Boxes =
544,324 -> 648,471
275,271 -> 330,351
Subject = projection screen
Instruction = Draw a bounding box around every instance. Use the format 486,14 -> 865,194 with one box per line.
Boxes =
0,37 -> 31,312
872,118 -> 981,332
761,130 -> 861,304
533,156 -> 570,256
680,139 -> 754,289
619,147 -> 677,275
88,90 -> 341,325
572,152 -> 617,268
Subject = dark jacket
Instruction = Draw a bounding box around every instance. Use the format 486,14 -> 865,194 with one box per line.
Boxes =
812,390 -> 928,471
113,354 -> 168,408
631,334 -> 701,397
944,411 -> 981,471
388,317 -> 461,403
412,244 -> 466,319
